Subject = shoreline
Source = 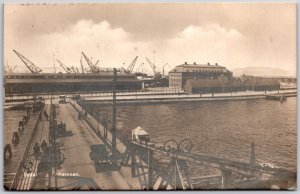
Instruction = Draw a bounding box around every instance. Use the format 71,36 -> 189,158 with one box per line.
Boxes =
82,90 -> 297,106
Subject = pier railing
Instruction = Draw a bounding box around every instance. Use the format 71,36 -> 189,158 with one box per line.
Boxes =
9,104 -> 45,190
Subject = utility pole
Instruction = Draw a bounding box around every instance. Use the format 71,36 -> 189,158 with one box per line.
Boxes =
112,68 -> 117,165
53,55 -> 56,73
153,50 -> 156,72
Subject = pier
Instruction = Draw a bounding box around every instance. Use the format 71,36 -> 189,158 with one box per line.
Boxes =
4,95 -> 296,190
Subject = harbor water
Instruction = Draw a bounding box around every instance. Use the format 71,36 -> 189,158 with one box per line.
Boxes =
90,97 -> 297,172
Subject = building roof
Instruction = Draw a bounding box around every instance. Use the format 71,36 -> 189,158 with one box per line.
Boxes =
169,62 -> 230,73
177,62 -> 225,68
243,77 -> 280,86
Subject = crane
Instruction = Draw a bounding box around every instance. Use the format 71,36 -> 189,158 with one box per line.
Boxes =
162,63 -> 170,77
81,52 -> 100,73
136,63 -> 144,72
80,55 -> 84,74
5,64 -> 17,73
13,50 -> 43,74
145,57 -> 159,75
127,56 -> 138,73
71,66 -> 77,73
56,59 -> 74,73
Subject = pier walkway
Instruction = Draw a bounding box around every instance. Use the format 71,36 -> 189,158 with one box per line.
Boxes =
4,105 -> 45,190
54,103 -> 130,190
70,101 -> 142,189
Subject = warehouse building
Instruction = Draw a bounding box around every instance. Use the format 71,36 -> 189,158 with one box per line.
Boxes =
168,62 -> 233,89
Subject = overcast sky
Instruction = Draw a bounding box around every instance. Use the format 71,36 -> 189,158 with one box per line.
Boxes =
4,3 -> 296,75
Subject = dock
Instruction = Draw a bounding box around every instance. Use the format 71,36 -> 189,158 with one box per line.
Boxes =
81,89 -> 297,106
4,96 -> 296,190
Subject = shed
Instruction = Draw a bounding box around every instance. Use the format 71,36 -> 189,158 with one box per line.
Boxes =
183,78 -> 224,94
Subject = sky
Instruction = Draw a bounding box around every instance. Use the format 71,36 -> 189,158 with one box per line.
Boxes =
4,3 -> 296,76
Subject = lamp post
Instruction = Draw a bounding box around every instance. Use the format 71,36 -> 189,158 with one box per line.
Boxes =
111,68 -> 117,165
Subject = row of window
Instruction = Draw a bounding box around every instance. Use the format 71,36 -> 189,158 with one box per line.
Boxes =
171,83 -> 181,87
170,69 -> 228,75
170,78 -> 181,83
6,75 -> 135,79
170,74 -> 181,77
185,69 -> 225,73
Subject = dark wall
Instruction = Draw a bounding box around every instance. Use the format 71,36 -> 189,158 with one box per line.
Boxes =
190,85 -> 280,94
5,81 -> 143,94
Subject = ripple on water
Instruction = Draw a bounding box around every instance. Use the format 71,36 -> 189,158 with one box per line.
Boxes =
91,97 -> 296,172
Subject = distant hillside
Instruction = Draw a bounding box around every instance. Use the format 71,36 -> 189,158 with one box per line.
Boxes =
231,66 -> 295,77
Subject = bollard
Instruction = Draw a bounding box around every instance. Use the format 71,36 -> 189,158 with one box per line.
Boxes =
19,121 -> 24,131
12,132 -> 20,145
4,144 -> 12,161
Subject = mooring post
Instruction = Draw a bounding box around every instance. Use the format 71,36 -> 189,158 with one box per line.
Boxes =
112,68 -> 117,164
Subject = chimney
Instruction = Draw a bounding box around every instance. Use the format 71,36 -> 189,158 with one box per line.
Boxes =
193,62 -> 196,65
207,63 -> 210,66
184,62 -> 188,65
215,63 -> 218,66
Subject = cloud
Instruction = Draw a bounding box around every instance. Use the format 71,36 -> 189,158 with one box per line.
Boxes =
6,20 -> 143,73
5,20 -> 295,76
163,23 -> 247,71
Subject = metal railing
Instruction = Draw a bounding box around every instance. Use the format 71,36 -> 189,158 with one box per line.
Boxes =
9,105 -> 45,190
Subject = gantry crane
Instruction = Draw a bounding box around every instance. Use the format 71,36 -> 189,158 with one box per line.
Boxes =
127,56 -> 138,73
13,50 -> 43,74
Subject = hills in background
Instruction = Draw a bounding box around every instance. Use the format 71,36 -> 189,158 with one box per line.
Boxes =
231,66 -> 296,77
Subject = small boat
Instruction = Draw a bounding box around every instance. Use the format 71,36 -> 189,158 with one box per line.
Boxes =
132,126 -> 150,142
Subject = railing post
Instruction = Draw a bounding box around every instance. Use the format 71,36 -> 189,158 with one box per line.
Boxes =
131,145 -> 136,177
111,68 -> 117,164
147,149 -> 154,190
221,165 -> 232,189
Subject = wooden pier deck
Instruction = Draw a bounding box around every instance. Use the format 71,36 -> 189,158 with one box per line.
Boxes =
70,100 -> 144,189
54,103 -> 131,190
4,106 -> 44,190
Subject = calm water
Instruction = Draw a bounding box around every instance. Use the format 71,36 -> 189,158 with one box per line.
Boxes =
92,97 -> 297,172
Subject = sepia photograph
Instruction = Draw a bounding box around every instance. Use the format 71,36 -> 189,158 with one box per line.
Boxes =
3,2 -> 297,190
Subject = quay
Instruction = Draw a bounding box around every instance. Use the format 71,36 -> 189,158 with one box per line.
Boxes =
80,89 -> 296,106
5,89 -> 297,108
4,96 -> 296,190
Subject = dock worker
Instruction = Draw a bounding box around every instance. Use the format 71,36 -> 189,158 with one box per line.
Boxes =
33,142 -> 41,159
44,111 -> 49,121
27,107 -> 31,119
41,140 -> 48,153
